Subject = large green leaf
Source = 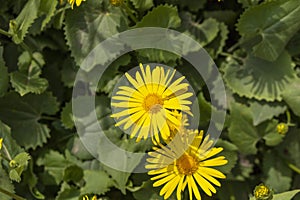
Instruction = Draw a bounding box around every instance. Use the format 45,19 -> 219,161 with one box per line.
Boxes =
56,182 -> 80,200
135,5 -> 181,64
64,0 -> 128,66
0,92 -> 59,149
223,51 -> 296,101
39,0 -> 58,30
228,103 -> 281,154
10,51 -> 48,96
237,0 -> 300,61
249,101 -> 287,126
8,0 -> 41,44
273,190 -> 300,200
81,170 -> 114,195
0,47 -> 9,97
282,79 -> 300,117
263,151 -> 292,193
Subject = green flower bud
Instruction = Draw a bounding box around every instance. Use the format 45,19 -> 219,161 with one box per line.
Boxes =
9,160 -> 18,168
254,183 -> 273,200
276,123 -> 289,135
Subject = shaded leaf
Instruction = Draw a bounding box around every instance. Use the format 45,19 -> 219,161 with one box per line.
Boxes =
282,79 -> 300,117
0,47 -> 9,97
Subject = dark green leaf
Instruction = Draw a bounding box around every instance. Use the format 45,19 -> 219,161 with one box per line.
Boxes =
282,79 -> 300,117
0,47 -> 9,97
237,0 -> 300,61
81,170 -> 113,195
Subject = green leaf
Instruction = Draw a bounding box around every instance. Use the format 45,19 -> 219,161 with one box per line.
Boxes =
0,165 -> 15,200
180,13 -> 219,46
135,5 -> 181,28
81,170 -> 113,195
237,0 -> 259,8
132,181 -> 164,200
282,79 -> 300,117
130,0 -> 153,11
8,0 -> 41,44
263,151 -> 292,192
215,139 -> 238,174
56,182 -> 80,200
228,102 -> 279,154
0,47 -> 9,97
64,0 -> 128,66
10,51 -> 48,96
61,102 -> 74,129
37,151 -> 71,184
39,0 -> 58,30
237,0 -> 300,61
0,121 -> 23,158
135,5 -> 181,63
9,152 -> 31,182
223,51 -> 296,101
273,189 -> 300,200
249,101 -> 287,126
63,165 -> 84,183
0,92 -> 59,149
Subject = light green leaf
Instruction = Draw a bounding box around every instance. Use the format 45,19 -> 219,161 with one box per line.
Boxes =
130,0 -> 153,11
64,0 -> 128,66
180,13 -> 219,46
0,47 -> 9,97
223,51 -> 296,101
263,151 -> 292,192
249,101 -> 287,126
56,182 -> 80,200
8,0 -> 41,44
237,0 -> 300,61
237,0 -> 259,8
10,51 -> 48,96
81,170 -> 113,195
36,151 -> 71,184
9,152 -> 31,182
228,103 -> 279,154
273,189 -> 300,200
0,92 -> 59,149
61,102 -> 74,129
135,5 -> 181,28
135,5 -> 181,63
282,79 -> 300,117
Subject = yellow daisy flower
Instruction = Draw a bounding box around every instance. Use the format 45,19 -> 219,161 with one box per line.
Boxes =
0,138 -> 3,150
68,0 -> 85,9
146,130 -> 228,200
111,64 -> 193,143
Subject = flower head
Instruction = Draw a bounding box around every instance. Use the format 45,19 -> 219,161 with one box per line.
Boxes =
68,0 -> 85,9
276,123 -> 289,135
146,130 -> 228,200
254,183 -> 273,200
110,0 -> 123,6
111,64 -> 193,143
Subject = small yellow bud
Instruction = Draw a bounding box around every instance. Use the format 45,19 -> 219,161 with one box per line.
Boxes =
92,195 -> 97,200
9,160 -> 18,168
254,183 -> 273,200
276,123 -> 289,135
109,0 -> 123,6
0,138 -> 3,150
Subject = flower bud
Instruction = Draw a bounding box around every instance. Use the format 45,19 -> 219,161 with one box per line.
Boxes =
254,183 -> 273,200
110,0 -> 123,6
276,123 -> 289,135
9,160 -> 18,168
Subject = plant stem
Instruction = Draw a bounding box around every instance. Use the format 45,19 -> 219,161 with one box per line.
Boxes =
0,28 -> 12,37
121,4 -> 138,24
286,110 -> 291,125
220,52 -> 244,62
2,143 -> 12,160
288,163 -> 300,174
0,187 -> 27,200
41,116 -> 59,121
20,42 -> 43,68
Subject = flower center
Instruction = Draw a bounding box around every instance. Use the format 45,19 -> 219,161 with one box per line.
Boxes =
177,153 -> 198,175
254,184 -> 271,199
143,94 -> 163,113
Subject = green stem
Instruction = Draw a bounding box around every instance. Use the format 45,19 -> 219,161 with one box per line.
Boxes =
0,28 -> 12,37
20,42 -> 43,68
0,187 -> 26,200
2,143 -> 12,160
288,163 -> 300,174
40,116 -> 59,121
121,4 -> 138,23
286,110 -> 291,125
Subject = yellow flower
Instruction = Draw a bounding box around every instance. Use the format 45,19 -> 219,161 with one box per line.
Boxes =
110,0 -> 123,6
0,138 -> 3,150
82,195 -> 97,200
68,0 -> 85,9
146,130 -> 228,200
111,64 -> 193,143
276,123 -> 288,135
254,183 -> 273,200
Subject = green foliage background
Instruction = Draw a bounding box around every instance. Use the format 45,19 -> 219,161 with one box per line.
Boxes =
0,0 -> 300,199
